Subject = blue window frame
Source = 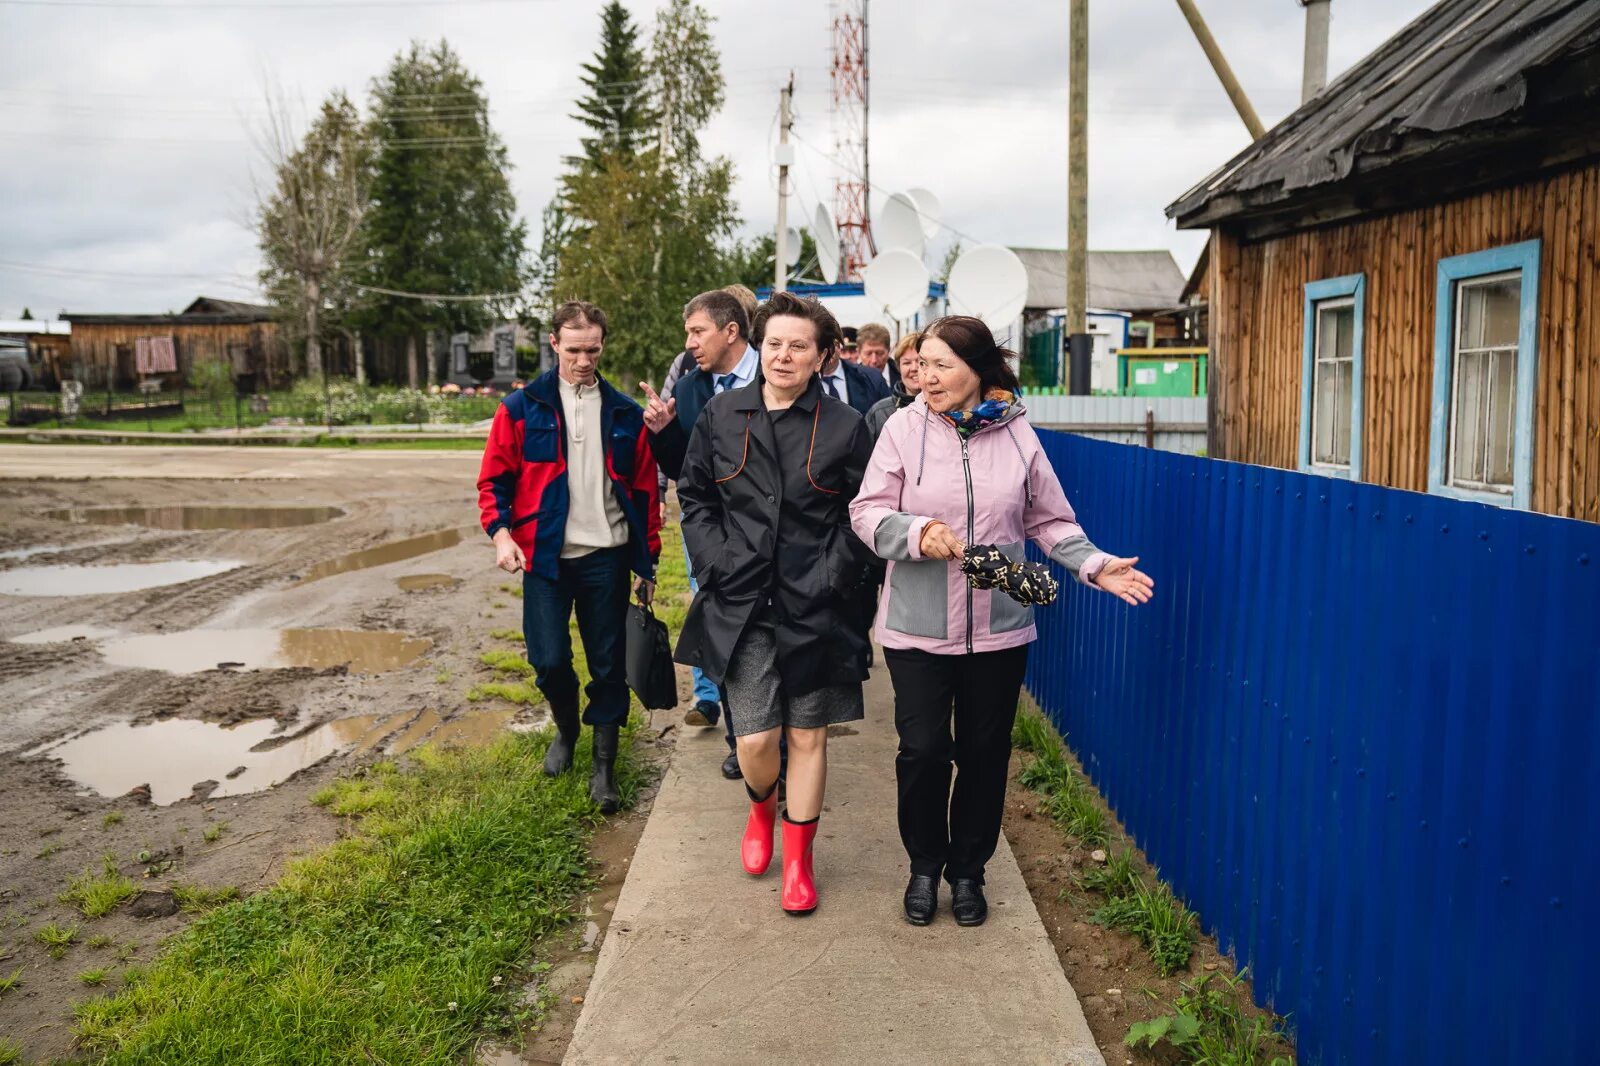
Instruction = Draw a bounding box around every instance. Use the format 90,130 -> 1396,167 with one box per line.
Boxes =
1299,273 -> 1365,479
1429,239 -> 1541,509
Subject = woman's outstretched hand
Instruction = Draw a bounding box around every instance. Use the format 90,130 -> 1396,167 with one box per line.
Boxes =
1093,556 -> 1154,606
919,520 -> 965,561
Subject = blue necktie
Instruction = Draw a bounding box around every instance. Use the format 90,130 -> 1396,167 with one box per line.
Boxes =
716,373 -> 738,393
823,375 -> 840,399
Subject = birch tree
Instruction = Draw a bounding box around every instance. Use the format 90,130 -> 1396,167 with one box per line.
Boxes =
257,91 -> 371,380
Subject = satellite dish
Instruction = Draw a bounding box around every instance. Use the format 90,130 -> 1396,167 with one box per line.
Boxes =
907,187 -> 942,239
784,227 -> 801,268
946,244 -> 1029,332
876,192 -> 925,259
862,249 -> 931,321
813,203 -> 840,285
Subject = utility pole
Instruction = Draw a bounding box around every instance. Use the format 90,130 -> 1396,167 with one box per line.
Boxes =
1300,0 -> 1331,103
776,74 -> 795,292
1173,0 -> 1266,139
1065,0 -> 1091,395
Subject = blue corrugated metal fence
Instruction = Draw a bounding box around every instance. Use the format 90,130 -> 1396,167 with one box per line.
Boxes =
1024,431 -> 1598,1066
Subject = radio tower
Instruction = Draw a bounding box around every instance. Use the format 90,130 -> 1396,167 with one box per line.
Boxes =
830,0 -> 871,280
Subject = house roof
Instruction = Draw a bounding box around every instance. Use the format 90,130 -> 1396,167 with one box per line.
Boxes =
1167,0 -> 1600,238
65,296 -> 275,326
1011,249 -> 1187,313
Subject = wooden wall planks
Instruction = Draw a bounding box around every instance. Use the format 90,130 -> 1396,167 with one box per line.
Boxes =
1207,159 -> 1600,521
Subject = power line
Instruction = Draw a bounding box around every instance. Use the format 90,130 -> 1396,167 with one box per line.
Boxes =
353,283 -> 522,302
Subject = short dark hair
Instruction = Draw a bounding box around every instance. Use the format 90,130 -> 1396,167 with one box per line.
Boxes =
918,315 -> 1021,394
751,291 -> 842,354
551,300 -> 608,340
683,290 -> 750,339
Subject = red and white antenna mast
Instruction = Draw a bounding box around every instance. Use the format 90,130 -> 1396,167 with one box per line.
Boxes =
830,0 -> 871,281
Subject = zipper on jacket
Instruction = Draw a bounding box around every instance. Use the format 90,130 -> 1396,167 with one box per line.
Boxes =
961,436 -> 974,654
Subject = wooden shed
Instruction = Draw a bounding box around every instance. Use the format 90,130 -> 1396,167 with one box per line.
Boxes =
1167,0 -> 1600,521
63,297 -> 289,390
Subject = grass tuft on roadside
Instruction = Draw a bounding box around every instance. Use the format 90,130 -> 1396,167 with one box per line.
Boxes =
60,854 -> 139,919
1128,970 -> 1293,1065
70,722 -> 648,1064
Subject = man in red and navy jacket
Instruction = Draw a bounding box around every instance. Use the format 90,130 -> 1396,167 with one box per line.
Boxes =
476,300 -> 661,813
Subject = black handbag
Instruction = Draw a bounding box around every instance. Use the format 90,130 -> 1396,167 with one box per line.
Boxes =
625,600 -> 678,710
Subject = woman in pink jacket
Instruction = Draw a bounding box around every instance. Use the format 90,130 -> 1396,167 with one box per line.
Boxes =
849,316 -> 1153,927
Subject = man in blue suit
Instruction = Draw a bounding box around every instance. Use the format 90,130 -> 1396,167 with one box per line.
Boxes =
641,289 -> 765,781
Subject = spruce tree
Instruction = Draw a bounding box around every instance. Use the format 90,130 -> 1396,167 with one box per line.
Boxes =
568,2 -> 655,173
358,40 -> 527,387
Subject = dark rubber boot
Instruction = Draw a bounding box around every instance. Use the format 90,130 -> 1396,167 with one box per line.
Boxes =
543,697 -> 580,776
590,724 -> 620,815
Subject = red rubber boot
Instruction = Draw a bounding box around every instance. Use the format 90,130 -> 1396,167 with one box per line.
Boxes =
780,813 -> 819,915
741,782 -> 779,875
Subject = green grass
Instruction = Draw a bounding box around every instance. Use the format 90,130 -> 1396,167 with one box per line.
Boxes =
1089,882 -> 1197,978
487,628 -> 522,642
64,532 -> 688,1064
0,1037 -> 20,1065
202,822 -> 227,844
1128,970 -> 1294,1065
435,669 -> 451,684
171,884 -> 241,914
87,934 -> 116,949
479,649 -> 534,677
34,922 -> 78,959
464,681 -> 541,705
35,842 -> 64,860
1079,848 -> 1140,897
70,726 -> 648,1063
497,583 -> 523,600
102,812 -> 123,829
79,967 -> 111,986
0,967 -> 21,996
61,858 -> 139,919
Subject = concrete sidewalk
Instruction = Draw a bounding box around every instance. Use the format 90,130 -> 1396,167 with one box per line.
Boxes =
565,666 -> 1104,1065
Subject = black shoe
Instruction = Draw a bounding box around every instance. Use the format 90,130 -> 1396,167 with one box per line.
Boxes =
903,874 -> 938,926
721,752 -> 742,780
684,700 -> 719,727
544,697 -> 580,776
589,724 -> 620,815
950,878 -> 987,927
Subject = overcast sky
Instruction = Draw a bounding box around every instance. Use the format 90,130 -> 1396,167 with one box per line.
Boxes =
0,0 -> 1433,318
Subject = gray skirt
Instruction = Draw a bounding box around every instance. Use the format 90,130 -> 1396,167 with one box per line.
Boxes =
723,622 -> 865,737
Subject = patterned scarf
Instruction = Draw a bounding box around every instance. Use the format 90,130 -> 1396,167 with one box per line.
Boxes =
942,388 -> 1016,438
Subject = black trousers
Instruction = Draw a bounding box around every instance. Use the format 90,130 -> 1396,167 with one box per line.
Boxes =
884,644 -> 1030,884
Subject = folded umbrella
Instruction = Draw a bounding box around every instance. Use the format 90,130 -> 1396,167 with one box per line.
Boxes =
959,543 -> 1059,607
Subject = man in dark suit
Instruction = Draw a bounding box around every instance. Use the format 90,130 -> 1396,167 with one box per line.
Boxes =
817,341 -> 892,416
640,289 -> 766,781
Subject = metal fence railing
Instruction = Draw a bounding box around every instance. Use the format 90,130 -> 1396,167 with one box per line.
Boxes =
1025,431 -> 1597,1066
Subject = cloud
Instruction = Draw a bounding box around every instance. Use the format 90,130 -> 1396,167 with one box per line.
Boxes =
0,0 -> 1431,315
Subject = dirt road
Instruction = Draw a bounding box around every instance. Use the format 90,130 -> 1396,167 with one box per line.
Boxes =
0,444 -> 545,1059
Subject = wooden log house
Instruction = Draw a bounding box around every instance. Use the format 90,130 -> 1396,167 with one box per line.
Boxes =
63,297 -> 289,390
1167,0 -> 1600,521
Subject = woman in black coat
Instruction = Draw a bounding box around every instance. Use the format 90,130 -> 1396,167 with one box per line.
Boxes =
675,291 -> 873,916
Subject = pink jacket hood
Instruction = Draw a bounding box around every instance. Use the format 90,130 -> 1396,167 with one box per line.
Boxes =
849,394 -> 1109,656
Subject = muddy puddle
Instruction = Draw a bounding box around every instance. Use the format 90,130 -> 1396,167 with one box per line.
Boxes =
397,573 -> 460,592
96,628 -> 432,675
48,504 -> 344,530
34,707 -> 539,806
0,559 -> 245,597
301,527 -> 466,583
